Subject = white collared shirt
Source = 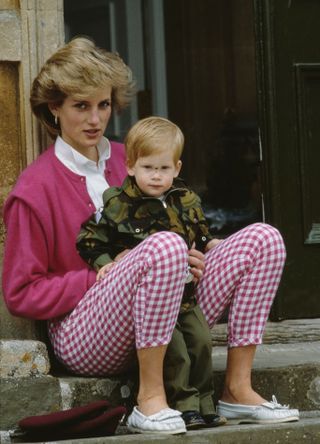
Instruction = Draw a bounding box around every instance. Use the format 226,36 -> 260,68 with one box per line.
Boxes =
54,135 -> 110,211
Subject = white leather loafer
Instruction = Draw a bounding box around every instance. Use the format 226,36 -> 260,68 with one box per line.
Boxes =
127,406 -> 187,434
217,395 -> 299,424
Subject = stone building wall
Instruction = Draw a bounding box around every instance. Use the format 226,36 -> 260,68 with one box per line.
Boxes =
0,0 -> 64,339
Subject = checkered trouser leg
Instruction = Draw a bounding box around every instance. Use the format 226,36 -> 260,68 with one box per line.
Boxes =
48,232 -> 188,376
196,223 -> 286,347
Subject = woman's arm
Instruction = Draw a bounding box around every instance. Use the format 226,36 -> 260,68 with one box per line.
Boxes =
2,200 -> 96,320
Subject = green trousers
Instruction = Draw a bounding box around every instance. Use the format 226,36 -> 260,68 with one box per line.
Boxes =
163,304 -> 215,415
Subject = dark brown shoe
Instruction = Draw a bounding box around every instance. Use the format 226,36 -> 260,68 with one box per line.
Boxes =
202,413 -> 227,427
182,411 -> 206,430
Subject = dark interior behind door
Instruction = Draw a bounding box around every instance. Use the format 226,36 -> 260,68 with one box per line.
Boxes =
254,0 -> 320,318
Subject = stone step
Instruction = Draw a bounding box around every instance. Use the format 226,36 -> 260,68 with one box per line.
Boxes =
1,414 -> 320,444
211,341 -> 320,409
1,340 -> 319,434
211,318 -> 320,345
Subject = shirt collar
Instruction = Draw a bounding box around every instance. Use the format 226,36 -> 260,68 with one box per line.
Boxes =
54,135 -> 111,175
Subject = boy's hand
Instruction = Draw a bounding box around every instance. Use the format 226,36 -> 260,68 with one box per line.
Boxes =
96,262 -> 115,281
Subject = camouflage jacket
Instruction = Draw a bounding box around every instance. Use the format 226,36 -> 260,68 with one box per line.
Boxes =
77,175 -> 213,312
77,175 -> 213,270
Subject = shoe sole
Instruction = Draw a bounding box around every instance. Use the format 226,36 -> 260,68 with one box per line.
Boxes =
127,425 -> 187,435
225,416 -> 300,425
202,419 -> 228,428
185,423 -> 206,430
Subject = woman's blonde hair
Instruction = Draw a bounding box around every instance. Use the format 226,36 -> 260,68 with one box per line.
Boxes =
125,116 -> 184,167
30,36 -> 135,137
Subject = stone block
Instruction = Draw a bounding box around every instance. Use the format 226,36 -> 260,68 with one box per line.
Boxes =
0,10 -> 21,61
0,340 -> 50,377
58,376 -> 123,409
212,364 -> 320,411
0,1 -> 19,10
0,375 -> 61,429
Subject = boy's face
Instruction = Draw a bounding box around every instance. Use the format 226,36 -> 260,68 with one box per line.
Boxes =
127,148 -> 182,198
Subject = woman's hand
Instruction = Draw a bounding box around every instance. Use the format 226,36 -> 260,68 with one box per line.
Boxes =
96,249 -> 132,281
96,262 -> 116,281
205,238 -> 223,251
188,243 -> 205,283
114,249 -> 131,262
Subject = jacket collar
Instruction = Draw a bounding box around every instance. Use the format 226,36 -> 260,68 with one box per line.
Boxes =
122,175 -> 188,201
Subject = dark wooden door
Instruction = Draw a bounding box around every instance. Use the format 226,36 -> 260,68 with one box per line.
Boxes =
254,1 -> 320,318
164,0 -> 262,236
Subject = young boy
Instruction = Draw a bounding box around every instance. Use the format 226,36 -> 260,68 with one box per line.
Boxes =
77,116 -> 226,429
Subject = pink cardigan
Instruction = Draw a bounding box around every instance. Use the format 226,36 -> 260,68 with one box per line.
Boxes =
2,142 -> 127,320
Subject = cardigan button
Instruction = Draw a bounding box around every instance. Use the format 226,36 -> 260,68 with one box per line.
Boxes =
201,236 -> 207,242
135,228 -> 141,233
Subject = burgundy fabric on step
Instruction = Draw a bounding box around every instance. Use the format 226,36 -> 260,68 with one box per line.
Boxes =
18,400 -> 126,441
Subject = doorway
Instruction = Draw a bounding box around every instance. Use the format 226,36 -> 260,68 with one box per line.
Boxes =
164,0 -> 261,236
64,0 -> 262,237
64,0 -> 168,140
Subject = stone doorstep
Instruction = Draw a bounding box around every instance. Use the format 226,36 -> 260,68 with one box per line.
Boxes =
211,318 -> 320,346
62,416 -> 320,444
1,318 -> 320,377
0,355 -> 319,431
1,338 -> 320,431
1,415 -> 320,444
0,340 -> 50,378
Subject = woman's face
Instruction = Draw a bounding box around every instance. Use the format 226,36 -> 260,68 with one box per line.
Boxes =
52,87 -> 112,157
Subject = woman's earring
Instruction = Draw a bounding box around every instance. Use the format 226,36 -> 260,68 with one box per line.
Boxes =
54,115 -> 58,125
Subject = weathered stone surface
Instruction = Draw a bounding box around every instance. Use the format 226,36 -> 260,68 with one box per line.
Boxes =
0,376 -> 61,429
0,1 -> 19,10
0,340 -> 50,377
211,319 -> 320,345
0,350 -> 319,431
0,10 -> 21,61
212,364 -> 320,411
58,376 -> 123,409
212,341 -> 320,375
308,377 -> 320,407
211,342 -> 320,410
5,416 -> 317,444
0,0 -> 64,342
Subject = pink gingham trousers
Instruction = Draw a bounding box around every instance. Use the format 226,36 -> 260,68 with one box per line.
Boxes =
49,223 -> 286,376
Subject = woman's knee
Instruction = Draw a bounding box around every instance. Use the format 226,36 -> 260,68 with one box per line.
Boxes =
246,223 -> 286,255
142,231 -> 189,259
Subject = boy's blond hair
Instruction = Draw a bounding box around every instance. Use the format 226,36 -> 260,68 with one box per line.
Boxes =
125,116 -> 184,167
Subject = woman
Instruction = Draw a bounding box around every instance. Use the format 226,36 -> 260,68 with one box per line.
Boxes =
2,37 -> 299,435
